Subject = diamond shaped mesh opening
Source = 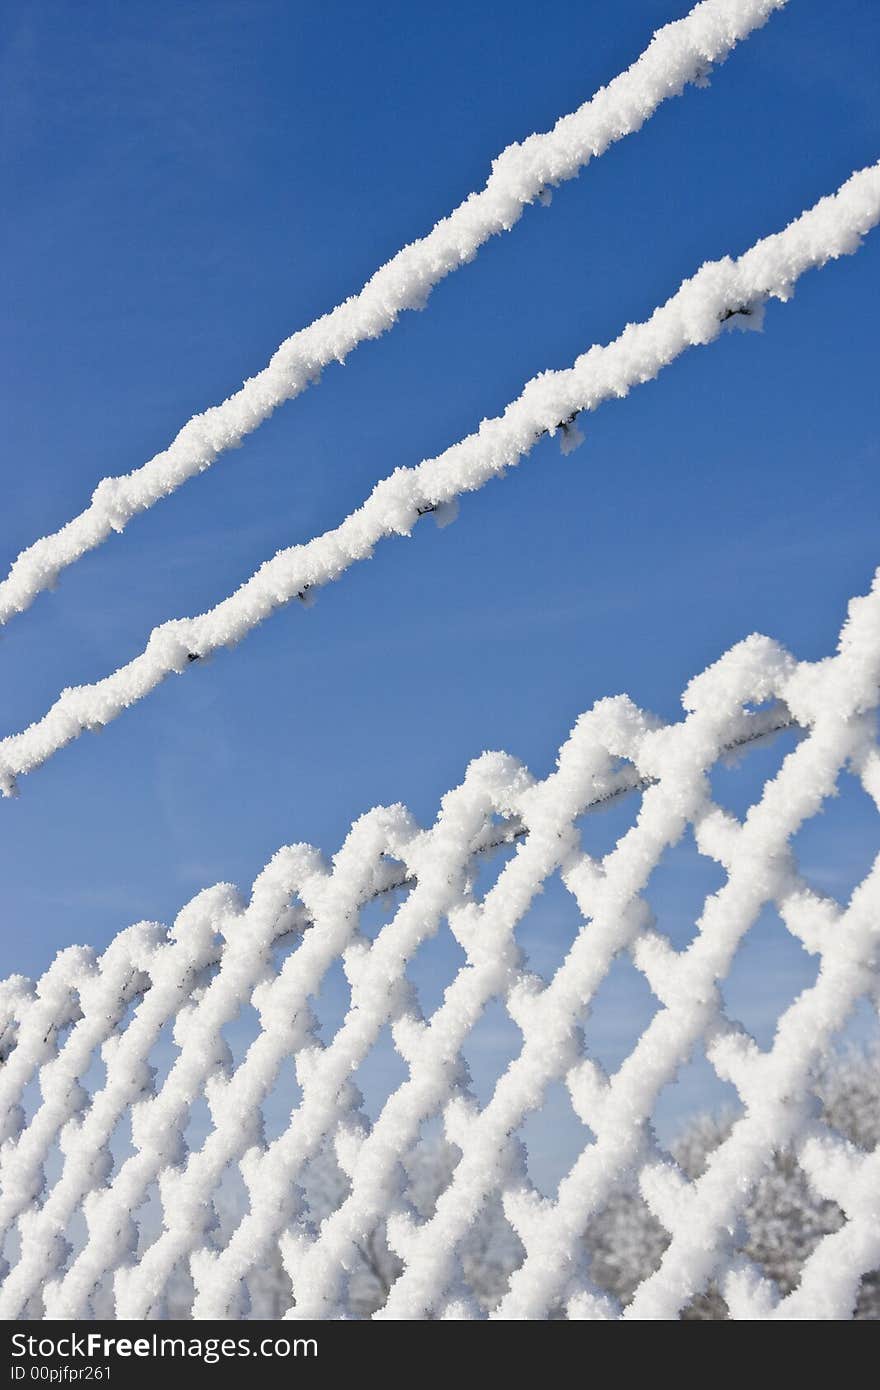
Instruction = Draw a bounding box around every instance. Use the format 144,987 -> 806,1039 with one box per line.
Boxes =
789,768 -> 880,907
513,871 -> 587,985
708,725 -> 803,823
350,1022 -> 409,1122
517,1079 -> 596,1197
721,904 -> 821,1050
581,951 -> 661,1074
641,827 -> 728,952
459,997 -> 523,1107
404,927 -> 469,1019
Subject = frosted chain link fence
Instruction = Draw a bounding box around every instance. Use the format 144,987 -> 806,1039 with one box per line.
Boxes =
2,568 -> 880,1321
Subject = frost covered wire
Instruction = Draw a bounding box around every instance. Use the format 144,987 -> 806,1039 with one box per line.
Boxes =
1,570 -> 879,1319
2,159 -> 880,798
0,0 -> 789,627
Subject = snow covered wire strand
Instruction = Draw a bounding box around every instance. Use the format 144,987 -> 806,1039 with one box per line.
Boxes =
0,0 -> 789,627
2,159 -> 879,798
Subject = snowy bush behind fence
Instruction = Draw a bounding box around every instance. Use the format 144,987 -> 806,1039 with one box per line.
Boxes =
2,570 -> 880,1321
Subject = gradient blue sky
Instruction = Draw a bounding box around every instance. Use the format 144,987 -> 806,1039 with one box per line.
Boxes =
2,0 -> 878,1177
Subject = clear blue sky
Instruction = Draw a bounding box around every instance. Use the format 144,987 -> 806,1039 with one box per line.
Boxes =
1,0 -> 878,1175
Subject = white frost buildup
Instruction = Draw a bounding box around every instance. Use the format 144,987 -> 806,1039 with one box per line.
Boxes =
0,0 -> 788,626
1,566 -> 879,1318
1,158 -> 879,796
